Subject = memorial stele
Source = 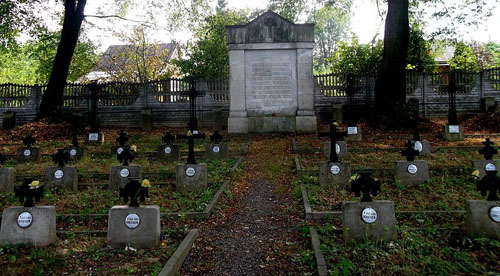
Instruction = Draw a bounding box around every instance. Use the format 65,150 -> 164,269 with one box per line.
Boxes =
226,11 -> 317,133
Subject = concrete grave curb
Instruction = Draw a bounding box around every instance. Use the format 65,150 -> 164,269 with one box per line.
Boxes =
159,229 -> 199,276
309,227 -> 327,276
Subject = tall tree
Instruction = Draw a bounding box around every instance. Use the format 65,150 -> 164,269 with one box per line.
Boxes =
374,0 -> 409,126
38,0 -> 87,119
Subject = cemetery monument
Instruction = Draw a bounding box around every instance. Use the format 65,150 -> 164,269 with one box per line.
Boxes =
158,132 -> 180,162
109,145 -> 142,190
395,140 -> 429,187
472,138 -> 499,178
45,148 -> 78,192
204,131 -> 228,159
16,134 -> 41,163
0,152 -> 15,191
318,123 -> 350,188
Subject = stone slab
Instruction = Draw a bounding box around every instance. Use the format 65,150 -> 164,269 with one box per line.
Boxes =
44,166 -> 78,192
318,162 -> 351,189
248,116 -> 296,133
342,200 -> 396,242
395,160 -> 429,187
324,141 -> 348,159
0,206 -> 57,247
412,140 -> 431,157
295,115 -> 317,133
344,126 -> 362,142
175,163 -> 207,192
157,145 -> 180,162
16,147 -> 41,163
86,132 -> 104,144
332,102 -> 343,123
68,146 -> 85,161
204,143 -> 228,159
107,205 -> 160,248
0,167 -> 15,191
466,200 -> 500,240
471,159 -> 500,178
109,166 -> 142,190
443,125 -> 464,141
228,117 -> 249,134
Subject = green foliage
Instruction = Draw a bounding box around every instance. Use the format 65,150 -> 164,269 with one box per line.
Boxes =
0,0 -> 43,48
174,9 -> 249,79
448,41 -> 480,72
328,37 -> 383,74
407,22 -> 435,73
486,42 -> 500,66
267,0 -> 306,22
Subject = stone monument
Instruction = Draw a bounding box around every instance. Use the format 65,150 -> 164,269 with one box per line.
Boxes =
204,131 -> 228,159
16,134 -> 41,163
86,81 -> 104,143
109,146 -> 141,190
472,138 -> 499,178
176,130 -> 208,192
226,11 -> 316,133
318,123 -> 350,188
108,178 -> 160,248
0,152 -> 15,191
441,71 -> 464,141
343,172 -> 396,242
44,148 -> 78,192
158,132 -> 180,162
395,140 -> 429,187
341,74 -> 362,141
411,115 -> 431,157
466,169 -> 500,239
322,122 -> 348,159
68,114 -> 85,160
0,178 -> 57,247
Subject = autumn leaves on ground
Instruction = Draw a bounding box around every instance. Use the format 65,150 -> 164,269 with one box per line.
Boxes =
183,134 -> 311,275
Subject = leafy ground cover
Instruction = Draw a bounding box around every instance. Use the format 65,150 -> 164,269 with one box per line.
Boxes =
312,224 -> 500,275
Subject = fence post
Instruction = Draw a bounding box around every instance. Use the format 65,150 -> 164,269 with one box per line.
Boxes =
33,84 -> 41,116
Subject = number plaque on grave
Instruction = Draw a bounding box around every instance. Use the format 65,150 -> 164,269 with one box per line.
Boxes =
330,165 -> 340,175
120,168 -> 130,178
69,149 -> 77,156
185,167 -> 196,177
213,145 -> 220,153
89,133 -> 98,141
489,206 -> 500,223
117,147 -> 124,155
414,141 -> 423,152
24,149 -> 31,156
17,211 -> 33,228
361,207 -> 378,224
54,169 -> 64,179
125,213 -> 140,229
336,143 -> 341,155
485,163 -> 497,172
407,164 -> 418,175
449,125 -> 460,134
164,146 -> 172,154
347,127 -> 358,135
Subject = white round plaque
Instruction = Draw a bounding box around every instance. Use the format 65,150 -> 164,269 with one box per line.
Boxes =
489,206 -> 500,223
69,149 -> 77,156
23,149 -> 31,156
193,130 -> 199,134
17,212 -> 33,228
330,165 -> 341,175
54,169 -> 64,179
407,164 -> 418,175
120,168 -> 130,178
125,213 -> 140,229
164,146 -> 172,154
213,145 -> 220,153
414,141 -> 423,152
186,167 -> 196,177
117,147 -> 124,155
485,163 -> 497,172
335,143 -> 341,155
361,207 -> 378,224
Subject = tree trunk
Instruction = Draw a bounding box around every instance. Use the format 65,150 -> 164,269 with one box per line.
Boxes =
38,0 -> 87,119
374,0 -> 409,128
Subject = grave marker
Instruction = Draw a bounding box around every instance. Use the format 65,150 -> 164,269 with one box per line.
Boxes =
341,74 -> 362,141
158,132 -> 180,162
342,172 -> 396,242
318,123 -> 350,188
472,138 -> 500,178
441,71 -> 465,141
411,114 -> 431,156
0,152 -> 15,191
111,131 -> 129,155
45,148 -> 78,192
68,114 -> 85,160
204,131 -> 228,159
109,146 -> 141,190
16,134 -> 41,163
176,130 -> 208,192
395,140 -> 429,187
86,81 -> 104,143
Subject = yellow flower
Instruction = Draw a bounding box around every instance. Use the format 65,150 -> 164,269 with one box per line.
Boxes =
333,122 -> 339,126
471,170 -> 480,180
130,145 -> 137,152
350,173 -> 359,181
29,180 -> 40,190
187,130 -> 192,136
141,179 -> 151,188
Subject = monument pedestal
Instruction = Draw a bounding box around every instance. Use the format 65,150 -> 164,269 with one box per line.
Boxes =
471,160 -> 500,178
324,141 -> 348,159
344,126 -> 362,142
466,200 -> 500,240
342,200 -> 396,242
295,115 -> 317,133
16,147 -> 40,163
228,117 -> 249,134
444,125 -> 464,141
44,167 -> 78,192
107,205 -> 160,248
87,132 -> 104,144
395,160 -> 429,187
175,163 -> 207,192
318,162 -> 350,188
157,145 -> 180,162
0,167 -> 15,191
0,206 -> 57,247
109,166 -> 142,190
412,140 -> 431,157
204,143 -> 228,159
68,146 -> 85,161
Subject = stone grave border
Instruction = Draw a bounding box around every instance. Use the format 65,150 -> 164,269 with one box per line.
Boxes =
309,227 -> 327,276
0,157 -> 243,228
159,228 -> 199,276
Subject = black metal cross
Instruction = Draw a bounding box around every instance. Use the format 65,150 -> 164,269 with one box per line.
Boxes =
116,131 -> 129,147
14,178 -> 44,207
350,172 -> 381,202
162,132 -> 176,145
402,140 -> 419,161
177,130 -> 205,164
23,134 -> 36,148
477,170 -> 500,201
118,147 -> 135,166
439,71 -> 465,125
88,81 -> 100,133
70,114 -> 82,148
181,83 -> 206,132
120,178 -> 149,207
0,153 -> 6,166
52,148 -> 71,167
479,138 -> 498,160
318,123 -> 347,163
210,131 -> 223,144
338,74 -> 362,127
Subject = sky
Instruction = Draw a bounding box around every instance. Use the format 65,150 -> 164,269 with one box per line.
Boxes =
34,0 -> 500,53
